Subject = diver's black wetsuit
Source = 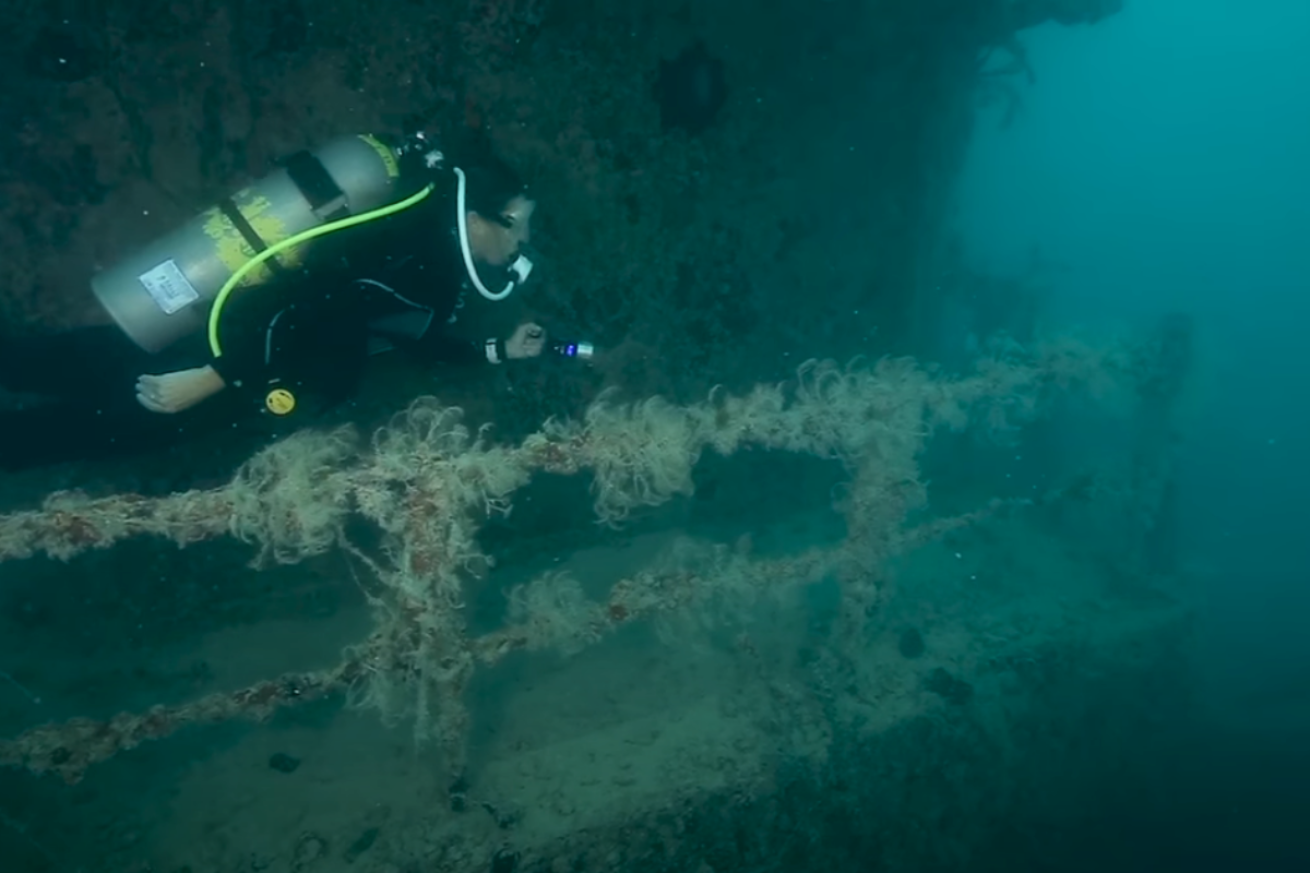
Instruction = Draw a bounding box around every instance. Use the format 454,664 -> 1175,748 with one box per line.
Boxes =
0,170 -> 507,472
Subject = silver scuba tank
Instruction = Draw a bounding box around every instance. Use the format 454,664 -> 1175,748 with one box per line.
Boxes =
91,134 -> 403,353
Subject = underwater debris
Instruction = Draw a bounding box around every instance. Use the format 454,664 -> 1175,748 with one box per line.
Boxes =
898,627 -> 927,659
343,827 -> 380,863
269,752 -> 301,773
652,41 -> 729,134
926,667 -> 974,705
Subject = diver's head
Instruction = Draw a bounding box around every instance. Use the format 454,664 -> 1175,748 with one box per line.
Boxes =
461,156 -> 535,267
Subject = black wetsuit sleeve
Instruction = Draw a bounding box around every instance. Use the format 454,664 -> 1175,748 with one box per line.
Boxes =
374,246 -> 497,366
406,329 -> 489,365
209,280 -> 370,406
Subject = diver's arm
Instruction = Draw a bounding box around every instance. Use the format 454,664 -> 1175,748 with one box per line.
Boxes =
135,366 -> 227,414
409,330 -> 501,365
409,322 -> 546,365
209,286 -> 370,406
207,341 -> 258,393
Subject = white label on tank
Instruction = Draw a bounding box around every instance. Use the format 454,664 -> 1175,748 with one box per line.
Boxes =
139,259 -> 200,315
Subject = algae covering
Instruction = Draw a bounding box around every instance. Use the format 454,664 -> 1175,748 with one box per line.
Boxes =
0,327 -> 1193,872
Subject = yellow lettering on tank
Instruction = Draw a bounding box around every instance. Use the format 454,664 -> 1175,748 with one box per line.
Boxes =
234,188 -> 310,272
201,188 -> 311,286
200,207 -> 268,284
361,134 -> 400,178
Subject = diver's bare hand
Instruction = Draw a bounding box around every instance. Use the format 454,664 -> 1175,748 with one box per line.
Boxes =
136,366 -> 227,414
506,323 -> 546,359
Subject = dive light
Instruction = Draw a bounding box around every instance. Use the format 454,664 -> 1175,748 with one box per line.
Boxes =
549,340 -> 594,361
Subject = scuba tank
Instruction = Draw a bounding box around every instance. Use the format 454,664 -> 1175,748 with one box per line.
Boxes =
91,134 -> 409,354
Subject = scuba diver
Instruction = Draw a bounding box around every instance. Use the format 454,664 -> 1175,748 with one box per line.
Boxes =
0,132 -> 548,472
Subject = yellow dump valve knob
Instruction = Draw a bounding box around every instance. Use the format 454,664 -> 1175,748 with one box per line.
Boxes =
265,388 -> 297,415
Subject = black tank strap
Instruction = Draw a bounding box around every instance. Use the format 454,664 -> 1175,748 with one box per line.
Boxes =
218,198 -> 286,275
219,149 -> 352,275
284,150 -> 350,220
